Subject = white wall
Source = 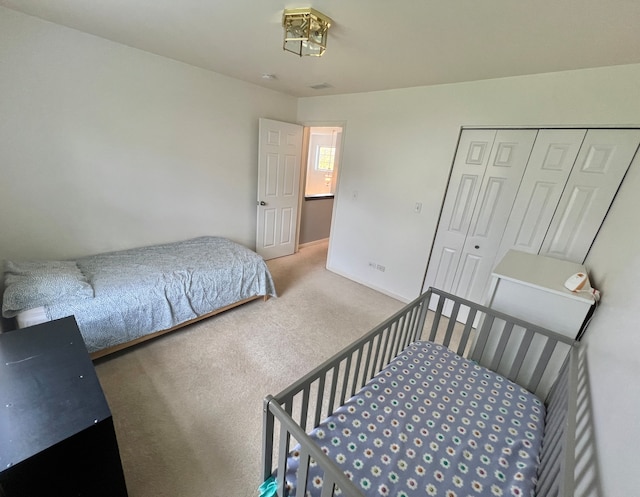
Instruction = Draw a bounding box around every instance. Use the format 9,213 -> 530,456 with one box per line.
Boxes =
0,7 -> 297,262
298,64 -> 640,495
581,151 -> 640,496
300,197 -> 333,245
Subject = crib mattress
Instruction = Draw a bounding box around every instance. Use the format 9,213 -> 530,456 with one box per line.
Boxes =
283,341 -> 545,497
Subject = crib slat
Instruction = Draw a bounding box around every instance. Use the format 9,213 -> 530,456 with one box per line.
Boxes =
385,321 -> 399,365
528,337 -> 558,393
320,478 -> 336,497
350,348 -> 363,398
456,307 -> 477,356
297,447 -> 311,497
443,300 -> 460,347
490,321 -> 514,372
300,385 -> 310,431
397,314 -> 409,354
395,314 -> 403,349
394,314 -> 406,355
314,374 -> 326,427
262,396 -> 275,480
277,420 -> 290,496
370,333 -> 384,380
470,314 -> 495,362
379,327 -> 391,371
545,384 -> 568,424
415,301 -> 428,342
328,365 -> 339,415
558,349 -> 578,497
405,306 -> 418,346
360,341 -> 373,389
340,355 -> 353,405
537,450 -> 561,497
410,305 -> 420,340
507,328 -> 535,380
429,295 -> 446,341
409,304 -> 420,343
541,407 -> 568,471
541,400 -> 566,457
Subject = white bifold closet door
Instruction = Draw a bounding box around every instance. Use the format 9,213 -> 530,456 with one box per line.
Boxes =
424,129 -> 537,309
424,127 -> 640,310
539,129 -> 640,261
494,129 -> 587,264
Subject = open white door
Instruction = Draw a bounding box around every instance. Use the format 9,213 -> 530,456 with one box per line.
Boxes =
256,118 -> 303,260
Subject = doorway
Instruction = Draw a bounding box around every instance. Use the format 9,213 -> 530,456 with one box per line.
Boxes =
255,119 -> 344,260
298,126 -> 343,247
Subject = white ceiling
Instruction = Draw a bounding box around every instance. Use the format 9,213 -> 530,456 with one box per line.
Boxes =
2,0 -> 640,98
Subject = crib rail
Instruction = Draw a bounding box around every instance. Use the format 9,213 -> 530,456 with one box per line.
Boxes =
262,287 -> 579,497
536,346 -> 578,497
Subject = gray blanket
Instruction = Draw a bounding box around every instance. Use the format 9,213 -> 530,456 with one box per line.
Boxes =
45,236 -> 276,353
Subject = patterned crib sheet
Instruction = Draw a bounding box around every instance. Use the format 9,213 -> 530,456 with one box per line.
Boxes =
282,341 -> 545,497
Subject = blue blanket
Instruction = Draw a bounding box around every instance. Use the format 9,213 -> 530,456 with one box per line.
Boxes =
282,341 -> 545,497
44,236 -> 276,353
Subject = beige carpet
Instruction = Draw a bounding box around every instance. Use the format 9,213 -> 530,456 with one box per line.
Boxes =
94,241 -> 405,497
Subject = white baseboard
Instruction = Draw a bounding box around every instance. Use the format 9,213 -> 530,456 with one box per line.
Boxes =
298,238 -> 329,249
325,264 -> 410,303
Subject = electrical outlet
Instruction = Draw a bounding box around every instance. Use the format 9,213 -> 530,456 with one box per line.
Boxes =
369,261 -> 386,272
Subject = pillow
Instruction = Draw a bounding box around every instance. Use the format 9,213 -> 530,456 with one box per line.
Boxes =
2,260 -> 94,318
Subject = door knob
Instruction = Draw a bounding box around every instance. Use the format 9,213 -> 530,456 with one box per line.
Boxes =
258,201 -> 267,206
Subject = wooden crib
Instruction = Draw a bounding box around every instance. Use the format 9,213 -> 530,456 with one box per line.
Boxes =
262,287 -> 578,497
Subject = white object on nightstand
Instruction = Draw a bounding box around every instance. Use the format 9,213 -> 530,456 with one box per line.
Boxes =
485,249 -> 595,339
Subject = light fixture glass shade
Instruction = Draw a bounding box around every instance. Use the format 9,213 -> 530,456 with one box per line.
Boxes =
283,8 -> 332,57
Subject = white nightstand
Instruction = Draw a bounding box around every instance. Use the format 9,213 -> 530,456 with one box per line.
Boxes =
485,250 -> 595,340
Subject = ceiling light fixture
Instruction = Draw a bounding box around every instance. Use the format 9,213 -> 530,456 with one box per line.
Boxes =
282,8 -> 332,57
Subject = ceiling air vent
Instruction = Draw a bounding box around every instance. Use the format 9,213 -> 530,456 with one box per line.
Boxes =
309,83 -> 333,90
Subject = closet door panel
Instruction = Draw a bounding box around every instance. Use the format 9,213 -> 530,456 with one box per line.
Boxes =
451,129 -> 537,305
423,130 -> 496,293
541,129 -> 640,262
495,129 -> 586,264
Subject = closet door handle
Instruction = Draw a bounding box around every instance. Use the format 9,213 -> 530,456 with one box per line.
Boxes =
258,201 -> 267,206
474,245 -> 480,249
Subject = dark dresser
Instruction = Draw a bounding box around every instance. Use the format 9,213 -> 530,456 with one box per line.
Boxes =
0,316 -> 128,496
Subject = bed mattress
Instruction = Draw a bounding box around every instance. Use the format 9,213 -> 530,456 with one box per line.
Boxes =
282,341 -> 545,497
15,306 -> 48,329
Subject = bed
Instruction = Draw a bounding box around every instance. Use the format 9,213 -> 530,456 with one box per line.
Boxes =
2,236 -> 276,358
262,287 -> 578,497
